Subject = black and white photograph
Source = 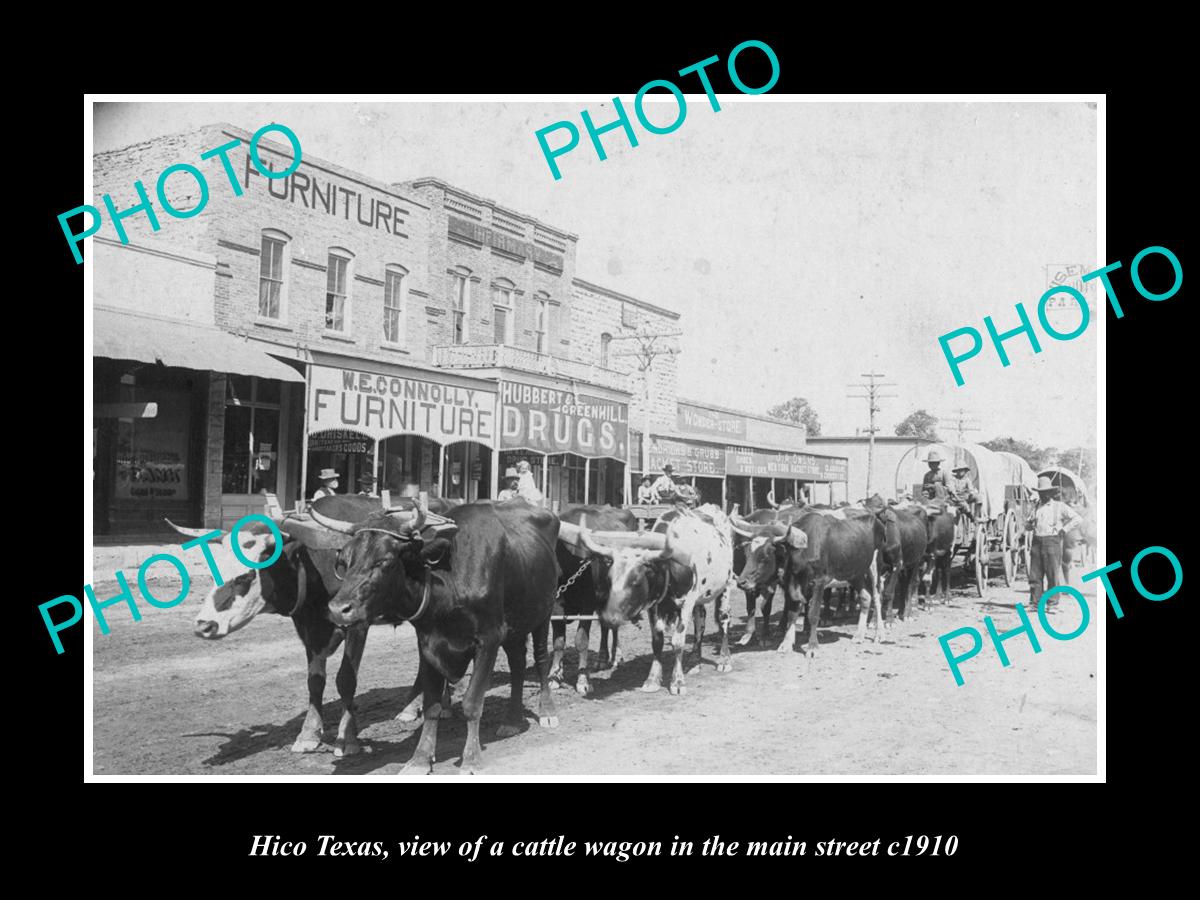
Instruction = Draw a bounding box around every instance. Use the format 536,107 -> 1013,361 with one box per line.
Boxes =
83,96 -> 1100,779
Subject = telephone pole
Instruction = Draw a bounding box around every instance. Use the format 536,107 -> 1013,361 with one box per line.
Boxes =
847,372 -> 898,496
935,407 -> 982,444
611,326 -> 682,501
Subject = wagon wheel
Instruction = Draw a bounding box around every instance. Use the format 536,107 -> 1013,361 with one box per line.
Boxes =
1001,510 -> 1017,587
973,521 -> 986,597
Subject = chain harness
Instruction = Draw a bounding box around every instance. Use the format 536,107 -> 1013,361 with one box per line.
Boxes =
556,557 -> 592,598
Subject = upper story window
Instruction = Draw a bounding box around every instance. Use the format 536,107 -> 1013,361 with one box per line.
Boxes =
535,292 -> 551,354
258,229 -> 290,321
325,248 -> 353,334
492,279 -> 515,345
383,265 -> 408,346
451,267 -> 471,345
600,332 -> 612,368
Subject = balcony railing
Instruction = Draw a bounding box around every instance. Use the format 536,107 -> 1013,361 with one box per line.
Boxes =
434,344 -> 630,393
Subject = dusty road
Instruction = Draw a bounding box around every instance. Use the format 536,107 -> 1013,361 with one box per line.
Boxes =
92,564 -> 1097,776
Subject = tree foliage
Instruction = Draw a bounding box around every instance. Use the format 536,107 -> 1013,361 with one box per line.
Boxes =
767,397 -> 821,437
895,409 -> 940,441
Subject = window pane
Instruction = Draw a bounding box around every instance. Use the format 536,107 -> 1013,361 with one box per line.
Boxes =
226,375 -> 251,404
494,309 -> 506,344
255,378 -> 281,405
326,294 -> 344,330
222,405 -> 252,493
258,280 -> 271,317
454,311 -> 464,344
260,241 -> 273,278
384,308 -> 398,343
250,407 -> 280,493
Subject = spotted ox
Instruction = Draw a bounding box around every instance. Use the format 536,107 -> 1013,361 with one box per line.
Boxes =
166,509 -> 371,756
563,504 -> 735,696
551,504 -> 635,696
324,500 -> 561,775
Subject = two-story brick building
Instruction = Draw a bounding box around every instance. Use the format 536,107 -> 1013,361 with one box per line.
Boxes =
91,121 -> 846,533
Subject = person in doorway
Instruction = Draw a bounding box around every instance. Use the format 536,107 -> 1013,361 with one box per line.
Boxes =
311,468 -> 339,501
651,464 -> 679,503
357,472 -> 378,497
637,474 -> 658,504
1026,475 -> 1084,613
515,459 -> 544,504
497,468 -> 521,501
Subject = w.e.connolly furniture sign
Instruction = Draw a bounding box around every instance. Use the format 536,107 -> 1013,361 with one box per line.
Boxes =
309,365 -> 496,446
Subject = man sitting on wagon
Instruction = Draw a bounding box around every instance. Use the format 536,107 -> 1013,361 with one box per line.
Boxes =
949,462 -> 980,541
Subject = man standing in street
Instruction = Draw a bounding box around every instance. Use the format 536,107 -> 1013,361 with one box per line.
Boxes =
1027,475 -> 1083,612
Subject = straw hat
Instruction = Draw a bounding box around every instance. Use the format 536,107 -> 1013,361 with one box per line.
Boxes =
504,467 -> 519,479
926,450 -> 944,464
1036,475 -> 1059,493
318,468 -> 339,481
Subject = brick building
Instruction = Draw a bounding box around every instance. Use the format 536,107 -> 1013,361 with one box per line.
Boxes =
90,120 -> 845,533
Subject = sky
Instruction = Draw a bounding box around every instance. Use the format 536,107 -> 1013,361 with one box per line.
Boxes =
94,99 -> 1098,450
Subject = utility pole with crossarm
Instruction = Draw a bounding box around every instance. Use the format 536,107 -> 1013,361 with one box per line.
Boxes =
610,327 -> 682,503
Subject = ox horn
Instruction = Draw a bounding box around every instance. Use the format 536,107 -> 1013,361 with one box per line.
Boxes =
164,518 -> 217,540
729,512 -> 756,538
309,506 -> 358,535
578,518 -> 614,560
558,520 -> 581,546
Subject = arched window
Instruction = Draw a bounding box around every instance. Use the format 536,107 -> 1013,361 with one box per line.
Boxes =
258,228 -> 291,322
535,291 -> 551,354
450,266 -> 471,345
325,247 -> 354,334
383,264 -> 408,346
600,332 -> 612,368
492,278 -> 516,345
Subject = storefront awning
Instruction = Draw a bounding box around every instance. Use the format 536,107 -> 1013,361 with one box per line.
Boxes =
94,306 -> 304,383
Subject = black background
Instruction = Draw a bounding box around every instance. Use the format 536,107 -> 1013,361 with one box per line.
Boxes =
24,24 -> 1186,884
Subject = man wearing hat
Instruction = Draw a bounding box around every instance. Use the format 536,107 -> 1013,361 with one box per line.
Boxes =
651,463 -> 679,503
497,467 -> 521,501
1027,475 -> 1084,611
948,460 -> 979,543
921,450 -> 953,502
311,468 -> 339,501
356,471 -> 378,497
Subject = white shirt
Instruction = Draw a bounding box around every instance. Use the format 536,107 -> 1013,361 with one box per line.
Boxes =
517,471 -> 543,503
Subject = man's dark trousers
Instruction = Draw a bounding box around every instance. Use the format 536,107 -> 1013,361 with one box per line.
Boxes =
1029,535 -> 1063,608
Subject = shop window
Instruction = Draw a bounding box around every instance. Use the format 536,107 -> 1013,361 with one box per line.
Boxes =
535,291 -> 550,354
325,248 -> 353,333
223,376 -> 281,494
621,301 -> 638,328
492,279 -> 515,345
451,267 -> 471,344
383,265 -> 408,346
600,332 -> 612,368
258,229 -> 290,321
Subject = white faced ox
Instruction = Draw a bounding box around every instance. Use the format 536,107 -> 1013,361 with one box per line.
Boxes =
165,519 -> 281,638
568,508 -> 735,695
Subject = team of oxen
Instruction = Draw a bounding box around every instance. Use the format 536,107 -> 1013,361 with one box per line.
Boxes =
165,492 -> 954,774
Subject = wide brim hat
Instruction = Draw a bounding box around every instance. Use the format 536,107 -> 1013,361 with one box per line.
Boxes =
925,450 -> 945,463
1036,475 -> 1059,493
504,467 -> 519,478
663,464 -> 676,473
318,468 -> 340,480
952,463 -> 970,472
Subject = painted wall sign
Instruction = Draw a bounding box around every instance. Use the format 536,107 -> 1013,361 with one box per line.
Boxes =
500,380 -> 628,459
676,402 -> 747,440
448,215 -> 564,273
725,447 -> 848,482
309,365 -> 496,446
646,436 -> 726,476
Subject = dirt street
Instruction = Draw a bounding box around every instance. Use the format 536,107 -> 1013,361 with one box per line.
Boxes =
92,564 -> 1097,776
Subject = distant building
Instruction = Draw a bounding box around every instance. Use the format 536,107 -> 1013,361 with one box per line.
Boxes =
806,435 -> 936,502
